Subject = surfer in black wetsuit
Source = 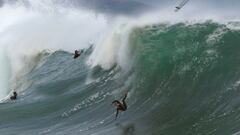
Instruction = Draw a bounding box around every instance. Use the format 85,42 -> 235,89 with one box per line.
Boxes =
112,92 -> 128,120
10,92 -> 17,100
73,50 -> 83,59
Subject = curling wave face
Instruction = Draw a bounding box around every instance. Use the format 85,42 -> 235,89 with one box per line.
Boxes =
1,22 -> 240,135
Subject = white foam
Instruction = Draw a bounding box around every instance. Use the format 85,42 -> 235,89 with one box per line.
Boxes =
0,1 -> 107,99
206,27 -> 228,45
0,48 -> 11,99
87,17 -> 134,70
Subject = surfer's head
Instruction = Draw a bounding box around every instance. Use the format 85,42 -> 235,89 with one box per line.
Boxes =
112,101 -> 121,108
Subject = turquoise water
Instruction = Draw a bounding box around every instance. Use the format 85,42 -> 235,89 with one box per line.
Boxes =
1,22 -> 240,135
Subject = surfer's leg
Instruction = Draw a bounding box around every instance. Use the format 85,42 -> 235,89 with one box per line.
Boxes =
115,109 -> 119,120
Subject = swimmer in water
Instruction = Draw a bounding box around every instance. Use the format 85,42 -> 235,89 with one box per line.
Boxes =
73,50 -> 83,59
10,91 -> 17,100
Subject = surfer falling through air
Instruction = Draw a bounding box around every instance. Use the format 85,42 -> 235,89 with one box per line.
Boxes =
175,0 -> 190,12
112,91 -> 128,120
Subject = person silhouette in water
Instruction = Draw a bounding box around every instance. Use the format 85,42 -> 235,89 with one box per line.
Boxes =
10,92 -> 17,100
112,92 -> 128,120
74,50 -> 83,59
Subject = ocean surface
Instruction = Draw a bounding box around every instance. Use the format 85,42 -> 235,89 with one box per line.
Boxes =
1,21 -> 240,135
1,1 -> 240,135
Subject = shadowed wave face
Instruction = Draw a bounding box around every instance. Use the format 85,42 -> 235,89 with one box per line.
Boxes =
1,22 -> 240,135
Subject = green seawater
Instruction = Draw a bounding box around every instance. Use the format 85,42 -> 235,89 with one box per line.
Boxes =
1,22 -> 240,135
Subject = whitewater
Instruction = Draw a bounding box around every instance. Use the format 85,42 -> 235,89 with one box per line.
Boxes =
1,0 -> 240,135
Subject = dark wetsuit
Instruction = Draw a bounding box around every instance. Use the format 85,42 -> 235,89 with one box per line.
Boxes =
112,93 -> 128,120
10,92 -> 17,100
74,50 -> 84,59
74,50 -> 80,59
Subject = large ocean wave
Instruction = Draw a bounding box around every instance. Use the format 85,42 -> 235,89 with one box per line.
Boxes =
1,1 -> 240,135
1,21 -> 240,135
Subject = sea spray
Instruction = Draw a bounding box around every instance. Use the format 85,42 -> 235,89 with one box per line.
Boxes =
0,48 -> 11,99
87,19 -> 133,70
0,1 -> 107,98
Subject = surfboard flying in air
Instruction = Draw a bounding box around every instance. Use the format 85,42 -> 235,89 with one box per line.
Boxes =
175,0 -> 190,12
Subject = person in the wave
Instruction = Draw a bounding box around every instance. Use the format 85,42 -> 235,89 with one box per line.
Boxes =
10,91 -> 17,100
74,50 -> 83,59
112,91 -> 128,120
